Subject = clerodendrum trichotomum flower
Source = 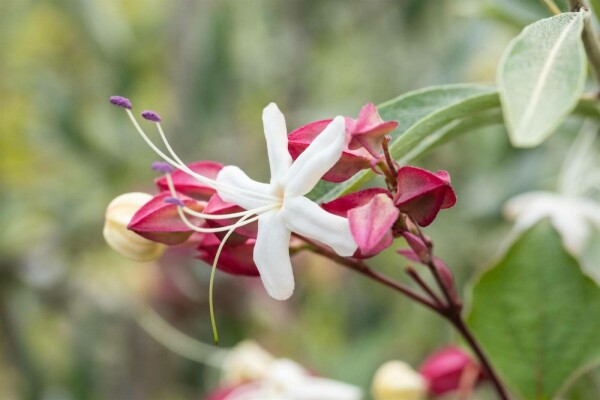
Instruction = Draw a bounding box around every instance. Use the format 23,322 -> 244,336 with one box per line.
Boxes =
109,96 -> 357,302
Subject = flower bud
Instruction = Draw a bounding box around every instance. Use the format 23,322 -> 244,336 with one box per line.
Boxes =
433,258 -> 461,308
394,166 -> 456,227
103,193 -> 166,262
419,346 -> 481,396
371,361 -> 427,400
401,232 -> 429,262
345,103 -> 398,157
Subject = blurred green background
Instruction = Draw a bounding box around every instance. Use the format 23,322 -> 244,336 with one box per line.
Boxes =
2,0 -> 597,399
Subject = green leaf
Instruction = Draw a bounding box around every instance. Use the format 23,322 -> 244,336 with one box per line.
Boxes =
309,85 -> 600,204
468,220 -> 600,399
498,11 -> 587,147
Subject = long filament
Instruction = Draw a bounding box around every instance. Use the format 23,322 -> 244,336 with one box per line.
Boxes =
209,212 -> 256,345
176,207 -> 262,233
182,203 -> 276,220
156,122 -> 276,201
125,108 -> 276,202
165,174 -> 275,230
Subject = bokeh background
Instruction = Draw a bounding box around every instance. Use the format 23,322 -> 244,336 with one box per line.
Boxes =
2,0 -> 597,399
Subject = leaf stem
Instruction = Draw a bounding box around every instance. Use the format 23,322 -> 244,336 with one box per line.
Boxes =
570,1 -> 600,80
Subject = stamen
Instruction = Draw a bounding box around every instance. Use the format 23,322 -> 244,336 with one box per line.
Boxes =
122,108 -> 277,203
164,174 -> 275,221
183,203 -> 276,220
164,175 -> 266,233
155,122 -> 278,202
176,206 -> 262,233
152,161 -> 175,174
164,196 -> 185,207
142,110 -> 162,122
208,212 -> 255,345
110,96 -> 132,109
125,109 -> 186,173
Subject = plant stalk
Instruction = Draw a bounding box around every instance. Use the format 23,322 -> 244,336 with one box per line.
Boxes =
570,1 -> 600,80
304,240 -> 510,400
449,315 -> 511,400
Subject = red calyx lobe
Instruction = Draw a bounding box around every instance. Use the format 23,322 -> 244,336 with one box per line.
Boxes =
128,192 -> 206,245
394,166 -> 456,227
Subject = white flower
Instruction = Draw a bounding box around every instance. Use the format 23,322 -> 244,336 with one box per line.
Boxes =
222,358 -> 362,400
504,129 -> 600,281
216,103 -> 357,299
370,361 -> 426,400
504,191 -> 600,254
113,99 -> 357,300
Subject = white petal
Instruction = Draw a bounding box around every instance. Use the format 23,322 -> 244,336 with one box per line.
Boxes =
254,211 -> 294,300
263,103 -> 293,183
289,377 -> 362,400
503,191 -> 555,221
282,116 -> 346,197
216,166 -> 273,211
551,210 -> 590,255
581,199 -> 600,231
281,196 -> 357,256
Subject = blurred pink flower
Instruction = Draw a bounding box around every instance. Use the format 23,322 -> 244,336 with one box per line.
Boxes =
419,346 -> 481,396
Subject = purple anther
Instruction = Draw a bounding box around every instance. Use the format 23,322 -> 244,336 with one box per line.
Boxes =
151,161 -> 175,174
141,110 -> 162,122
109,96 -> 132,109
164,197 -> 185,207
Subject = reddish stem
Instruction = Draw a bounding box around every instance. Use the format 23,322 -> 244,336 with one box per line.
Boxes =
304,239 -> 441,314
304,239 -> 510,400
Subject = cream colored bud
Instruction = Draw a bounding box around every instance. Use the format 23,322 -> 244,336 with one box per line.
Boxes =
221,340 -> 276,385
103,193 -> 166,262
371,361 -> 427,400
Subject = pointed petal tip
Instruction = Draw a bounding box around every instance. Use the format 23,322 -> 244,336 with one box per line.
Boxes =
263,102 -> 281,116
332,115 -> 346,127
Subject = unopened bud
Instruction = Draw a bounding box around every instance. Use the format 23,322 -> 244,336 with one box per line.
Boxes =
103,193 -> 166,262
372,361 -> 427,400
401,232 -> 429,262
433,258 -> 461,308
